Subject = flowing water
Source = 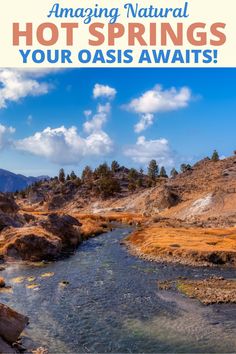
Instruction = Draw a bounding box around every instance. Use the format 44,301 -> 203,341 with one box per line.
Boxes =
1,227 -> 236,353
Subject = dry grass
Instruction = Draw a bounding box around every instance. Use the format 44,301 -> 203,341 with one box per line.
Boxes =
126,225 -> 236,267
80,218 -> 108,239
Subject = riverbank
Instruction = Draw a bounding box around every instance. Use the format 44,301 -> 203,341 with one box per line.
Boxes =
125,223 -> 236,267
2,227 -> 236,353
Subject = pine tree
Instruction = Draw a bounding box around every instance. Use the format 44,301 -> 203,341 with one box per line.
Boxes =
96,176 -> 121,198
211,150 -> 219,162
81,166 -> 93,183
95,163 -> 110,178
137,178 -> 143,188
170,168 -> 178,178
70,171 -> 77,180
139,168 -> 144,176
59,168 -> 65,183
128,182 -> 136,192
111,160 -> 120,173
128,168 -> 138,180
148,160 -> 159,180
180,164 -> 192,173
159,166 -> 168,178
74,177 -> 82,187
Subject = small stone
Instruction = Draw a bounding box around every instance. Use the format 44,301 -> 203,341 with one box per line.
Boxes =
60,281 -> 69,286
0,277 -> 5,288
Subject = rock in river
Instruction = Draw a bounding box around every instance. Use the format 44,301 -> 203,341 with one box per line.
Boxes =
0,303 -> 29,349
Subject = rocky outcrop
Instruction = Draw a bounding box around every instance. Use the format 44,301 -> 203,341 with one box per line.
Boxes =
0,303 -> 28,353
39,213 -> 82,250
153,186 -> 181,212
0,194 -> 19,214
0,194 -> 23,231
48,195 -> 67,210
0,214 -> 82,261
2,227 -> 62,261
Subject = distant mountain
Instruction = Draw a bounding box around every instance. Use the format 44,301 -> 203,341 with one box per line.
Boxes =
0,169 -> 49,192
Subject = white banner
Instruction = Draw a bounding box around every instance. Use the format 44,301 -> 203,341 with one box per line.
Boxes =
0,0 -> 235,67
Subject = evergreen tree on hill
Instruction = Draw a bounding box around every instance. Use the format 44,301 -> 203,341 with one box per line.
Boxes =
111,160 -> 120,173
59,168 -> 65,183
170,168 -> 178,178
159,166 -> 168,178
148,159 -> 159,180
211,150 -> 220,162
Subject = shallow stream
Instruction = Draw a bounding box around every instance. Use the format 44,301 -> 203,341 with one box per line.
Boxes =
1,227 -> 236,353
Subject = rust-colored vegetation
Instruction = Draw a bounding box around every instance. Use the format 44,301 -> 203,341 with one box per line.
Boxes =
126,225 -> 236,267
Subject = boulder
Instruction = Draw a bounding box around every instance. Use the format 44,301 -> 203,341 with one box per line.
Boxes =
154,186 -> 181,211
2,227 -> 62,261
0,336 -> 17,354
0,303 -> 29,343
48,195 -> 67,210
1,214 -> 82,261
40,213 -> 82,250
0,194 -> 19,214
0,211 -> 23,231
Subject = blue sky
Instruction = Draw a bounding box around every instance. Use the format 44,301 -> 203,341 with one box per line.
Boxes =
0,68 -> 235,177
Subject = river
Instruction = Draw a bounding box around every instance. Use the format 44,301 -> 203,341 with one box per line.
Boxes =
1,227 -> 236,353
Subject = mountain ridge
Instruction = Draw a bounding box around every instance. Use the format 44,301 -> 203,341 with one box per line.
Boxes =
0,168 -> 49,192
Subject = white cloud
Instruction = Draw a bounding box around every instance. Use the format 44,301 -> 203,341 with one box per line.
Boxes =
85,131 -> 113,156
14,80 -> 114,165
83,103 -> 111,134
0,69 -> 55,109
125,85 -> 192,132
0,124 -> 15,150
15,126 -> 113,165
134,113 -> 154,133
93,84 -> 117,100
124,136 -> 174,166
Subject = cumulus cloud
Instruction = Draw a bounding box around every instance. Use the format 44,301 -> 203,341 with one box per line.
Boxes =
83,103 -> 111,134
124,136 -> 174,165
0,69 -> 54,109
93,84 -> 117,100
125,85 -> 192,132
14,80 -> 115,165
0,124 -> 15,150
134,113 -> 154,133
15,126 -> 113,165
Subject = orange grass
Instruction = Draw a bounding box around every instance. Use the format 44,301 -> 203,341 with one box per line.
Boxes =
126,225 -> 236,266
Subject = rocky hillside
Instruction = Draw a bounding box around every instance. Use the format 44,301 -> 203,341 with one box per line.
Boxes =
14,154 -> 236,227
